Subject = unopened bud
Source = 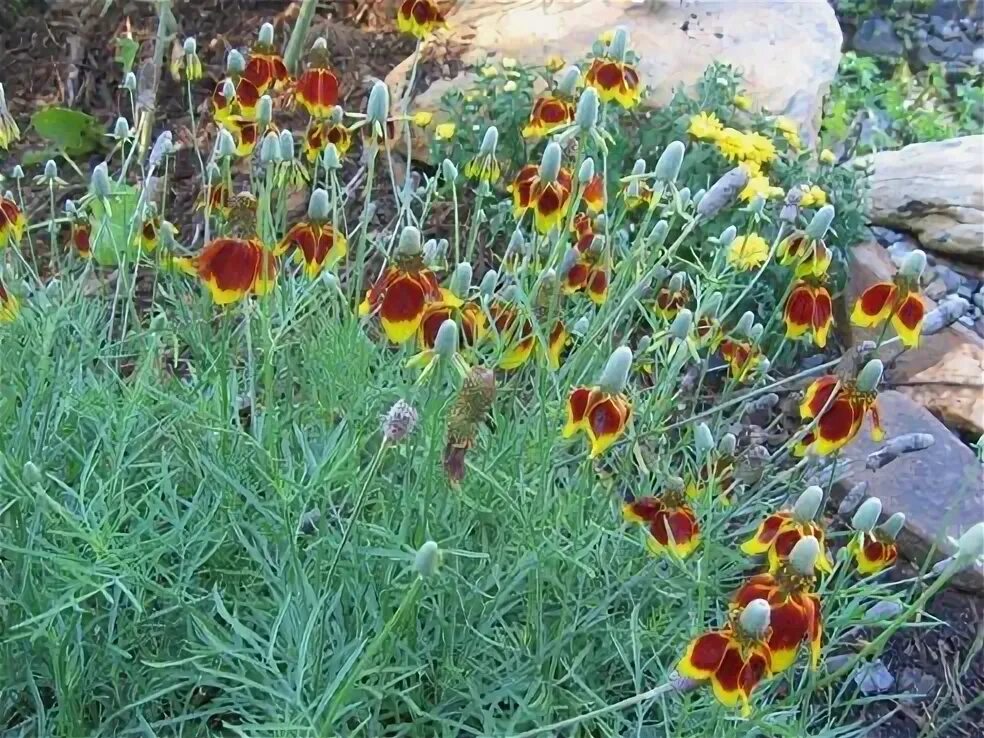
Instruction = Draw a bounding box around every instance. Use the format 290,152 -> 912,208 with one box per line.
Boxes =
366,80 -> 390,125
637,335 -> 652,354
414,540 -> 441,578
43,159 -> 58,180
900,250 -> 926,280
805,204 -> 835,240
257,95 -> 273,128
398,226 -> 422,256
557,66 -> 580,97
278,130 -> 295,161
694,423 -> 714,459
260,132 -> 281,163
956,523 -> 984,567
113,116 -> 131,140
748,324 -> 764,343
573,316 -> 590,335
434,319 -> 459,359
793,486 -> 823,523
538,142 -> 562,183
22,461 -> 43,486
449,262 -> 472,298
734,311 -> 755,338
698,292 -> 722,319
717,433 -> 736,456
475,125 -> 499,156
608,26 -> 630,60
852,497 -> 883,533
221,78 -> 236,101
226,49 -> 246,75
183,37 -> 197,55
668,272 -> 686,293
718,225 -> 737,247
442,158 -> 458,182
790,535 -> 820,576
648,220 -> 669,247
655,141 -> 685,183
578,158 -> 595,185
738,599 -> 771,639
315,145 -> 338,172
149,131 -> 173,167
598,346 -> 632,394
669,309 -> 693,340
90,162 -> 111,199
856,359 -> 883,393
312,37 -> 328,52
696,167 -> 748,219
123,72 -> 137,92
588,235 -> 604,256
206,162 -> 221,184
748,195 -> 766,215
865,600 -> 904,621
693,188 -> 706,205
878,513 -> 905,541
11,165 -> 24,180
676,187 -> 691,210
480,269 -> 498,297
308,188 -> 330,221
258,22 -> 274,46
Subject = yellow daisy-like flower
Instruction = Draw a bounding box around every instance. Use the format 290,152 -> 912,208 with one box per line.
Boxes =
716,127 -> 754,161
740,160 -> 763,178
545,55 -> 566,72
800,185 -> 827,208
728,233 -> 770,271
688,111 -> 724,141
775,116 -> 802,150
744,132 -> 777,166
739,176 -> 784,203
820,148 -> 836,165
435,122 -> 456,141
413,111 -> 434,127
733,94 -> 752,111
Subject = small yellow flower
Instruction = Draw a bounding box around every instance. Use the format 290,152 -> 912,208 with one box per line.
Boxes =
716,128 -> 754,161
733,94 -> 752,111
688,111 -> 723,141
775,117 -> 802,150
501,57 -> 518,69
743,132 -> 777,166
739,176 -> 784,203
820,148 -> 836,165
740,160 -> 763,178
435,122 -> 456,141
481,65 -> 499,78
799,185 -> 827,208
728,233 -> 770,271
413,111 -> 434,127
503,80 -> 518,93
599,29 -> 615,45
545,55 -> 566,72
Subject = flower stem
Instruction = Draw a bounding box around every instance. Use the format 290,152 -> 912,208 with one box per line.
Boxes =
284,0 -> 318,74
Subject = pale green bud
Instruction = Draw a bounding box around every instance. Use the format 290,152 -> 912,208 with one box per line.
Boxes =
637,335 -> 652,354
258,22 -> 274,46
748,195 -> 766,215
655,141 -> 685,183
479,126 -> 498,156
676,187 -> 691,210
717,433 -> 736,456
308,188 -> 331,221
856,359 -> 884,393
748,324 -> 764,343
805,204 -> 835,240
221,78 -> 236,101
666,476 -> 685,493
791,487 -> 822,524
257,95 -> 273,128
900,250 -> 927,280
538,142 -> 562,183
693,188 -> 706,205
329,106 -> 344,125
43,159 -> 58,181
694,423 -> 714,459
226,49 -> 246,75
738,599 -> 771,639
956,523 -> 984,567
434,319 -> 459,359
113,116 -> 131,140
608,26 -> 630,60
312,37 -> 328,52
790,535 -> 820,576
557,66 -> 580,96
206,162 -> 221,184
123,72 -> 137,92
559,247 -> 578,278
631,158 -> 646,176
366,80 -> 390,125
578,158 -> 595,184
398,226 -> 422,256
216,128 -> 237,158
449,262 -> 472,298
668,271 -> 686,292
414,540 -> 441,578
598,346 -> 633,394
321,144 -> 341,170
852,497 -> 883,533
670,308 -> 693,340
479,269 -> 498,298
183,37 -> 197,55
90,162 -> 111,199
573,316 -> 590,335
648,220 -> 669,247
734,311 -> 755,338
260,132 -> 281,163
22,461 -> 43,487
588,235 -> 604,256
718,225 -> 737,247
697,292 -> 722,319
878,513 -> 905,541
11,165 -> 24,180
442,158 -> 458,182
278,130 -> 295,161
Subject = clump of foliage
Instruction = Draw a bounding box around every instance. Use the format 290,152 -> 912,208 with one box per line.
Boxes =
0,3 -> 982,737
822,52 -> 984,155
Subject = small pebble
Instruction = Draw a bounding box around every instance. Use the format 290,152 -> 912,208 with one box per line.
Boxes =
924,278 -> 947,301
935,265 -> 965,293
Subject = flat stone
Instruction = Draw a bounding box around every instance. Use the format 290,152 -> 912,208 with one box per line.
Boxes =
858,136 -> 984,264
831,391 -> 984,592
387,0 -> 842,159
840,242 -> 984,436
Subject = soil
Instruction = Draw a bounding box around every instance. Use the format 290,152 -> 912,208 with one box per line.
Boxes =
1,3 -> 981,737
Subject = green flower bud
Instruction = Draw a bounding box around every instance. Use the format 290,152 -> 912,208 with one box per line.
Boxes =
852,497 -> 883,533
258,22 -> 274,46
900,250 -> 927,280
221,78 -> 237,101
260,132 -> 282,163
328,105 -> 344,125
22,461 -> 43,487
748,195 -> 766,215
449,262 -> 472,298
696,167 -> 748,219
748,324 -> 764,343
790,535 -> 820,576
655,141 -> 685,183
43,159 -> 58,181
479,269 -> 498,297
11,165 -> 24,180
398,226 -> 422,256
865,600 -> 903,620
318,144 -> 339,171
856,359 -> 884,393
718,225 -> 737,247
226,49 -> 246,74
956,523 -> 984,567
734,311 -> 755,338
573,316 -> 590,335
598,346 -> 633,394
122,72 -> 137,92
434,319 -> 459,359
717,433 -> 736,456
278,130 -> 295,161
414,540 -> 442,578
878,513 -> 905,542
206,162 -> 221,184
793,486 -> 823,523
366,80 -> 390,125
588,235 -> 604,257
578,158 -> 595,184
183,37 -> 197,55
538,142 -> 562,183
805,204 -> 835,240
694,423 -> 714,459
442,158 -> 458,182
557,65 -> 581,97
692,188 -> 706,205
479,126 -> 498,155
257,95 -> 273,128
738,599 -> 771,639
312,37 -> 328,52
668,271 -> 686,292
308,188 -> 331,221
676,187 -> 691,210
637,335 -> 652,354
648,220 -> 670,247
669,309 -> 693,340
697,291 -> 722,319
608,26 -> 630,60
113,116 -> 131,140
90,162 -> 111,199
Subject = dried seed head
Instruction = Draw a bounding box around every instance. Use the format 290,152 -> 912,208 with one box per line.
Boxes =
539,142 -> 562,183
226,49 -> 246,75
655,141 -> 685,183
805,204 -> 835,240
738,599 -> 771,639
790,535 -> 820,576
694,423 -> 714,459
598,346 -> 633,394
414,540 -> 441,577
382,399 -> 419,444
308,188 -> 331,221
696,167 -> 748,219
793,485 -> 824,523
856,359 -> 884,393
878,513 -> 905,541
852,497 -> 883,533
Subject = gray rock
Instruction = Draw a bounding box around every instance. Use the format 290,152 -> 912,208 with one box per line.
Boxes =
854,17 -> 905,58
898,667 -> 938,698
924,278 -> 948,301
959,315 -> 975,327
957,284 -> 974,299
936,264 -> 966,292
973,291 -> 984,310
854,659 -> 895,695
869,225 -> 905,246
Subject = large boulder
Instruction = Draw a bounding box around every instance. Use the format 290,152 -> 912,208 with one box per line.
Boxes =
387,0 -> 842,154
862,136 -> 984,265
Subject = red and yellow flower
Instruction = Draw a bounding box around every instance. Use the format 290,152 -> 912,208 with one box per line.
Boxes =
303,119 -> 352,163
243,45 -> 290,94
799,375 -> 883,456
719,339 -> 763,382
198,182 -> 231,218
851,276 -> 925,348
847,530 -> 898,575
522,94 -> 575,139
490,302 -> 536,370
677,614 -> 772,716
295,47 -> 340,119
562,215 -> 609,305
778,231 -> 831,278
211,76 -> 261,124
784,279 -> 834,348
277,220 -> 347,277
397,0 -> 447,39
742,512 -> 832,575
360,255 -> 441,344
511,163 -> 575,234
581,174 -> 605,213
0,279 -> 19,323
732,572 -> 822,672
585,58 -> 642,108
418,294 -> 487,351
563,386 -> 632,457
623,493 -> 700,558
69,213 -> 91,259
137,216 -> 160,252
653,285 -> 689,320
686,455 -> 736,504
0,195 -> 26,248
191,236 -> 278,305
